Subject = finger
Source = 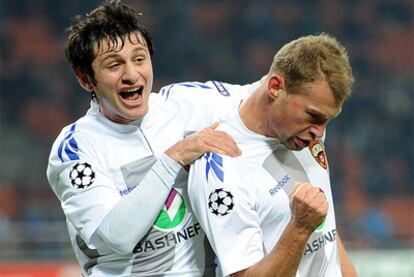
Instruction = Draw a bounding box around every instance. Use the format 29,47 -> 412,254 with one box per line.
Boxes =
207,122 -> 220,130
316,191 -> 328,209
306,186 -> 322,202
322,200 -> 329,215
290,182 -> 307,199
203,131 -> 241,156
203,140 -> 240,157
205,147 -> 230,157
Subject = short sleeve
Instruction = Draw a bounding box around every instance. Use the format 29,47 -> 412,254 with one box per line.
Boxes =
188,152 -> 264,276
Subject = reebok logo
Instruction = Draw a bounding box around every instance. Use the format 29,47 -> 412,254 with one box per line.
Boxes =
269,175 -> 291,196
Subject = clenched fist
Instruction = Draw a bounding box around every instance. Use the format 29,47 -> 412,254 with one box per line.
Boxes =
289,182 -> 328,235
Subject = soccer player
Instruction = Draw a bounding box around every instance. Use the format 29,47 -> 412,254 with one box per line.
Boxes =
188,34 -> 358,276
47,1 -> 257,276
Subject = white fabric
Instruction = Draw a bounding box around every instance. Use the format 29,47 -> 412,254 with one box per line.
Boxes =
47,81 -> 254,276
95,154 -> 180,254
188,108 -> 342,277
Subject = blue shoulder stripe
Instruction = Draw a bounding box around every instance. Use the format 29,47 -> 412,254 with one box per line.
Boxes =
58,124 -> 80,162
160,82 -> 215,100
160,84 -> 175,100
212,81 -> 230,96
204,152 -> 224,182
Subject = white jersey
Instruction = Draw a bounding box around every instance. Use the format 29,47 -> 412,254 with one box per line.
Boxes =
188,109 -> 342,277
47,81 -> 255,276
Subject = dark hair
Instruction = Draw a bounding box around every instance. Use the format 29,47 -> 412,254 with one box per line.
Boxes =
64,0 -> 153,83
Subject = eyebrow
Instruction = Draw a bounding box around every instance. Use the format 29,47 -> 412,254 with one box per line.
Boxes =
99,45 -> 149,63
309,107 -> 342,122
308,109 -> 327,118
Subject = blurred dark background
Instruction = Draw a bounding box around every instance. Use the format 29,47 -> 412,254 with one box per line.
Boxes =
0,0 -> 413,261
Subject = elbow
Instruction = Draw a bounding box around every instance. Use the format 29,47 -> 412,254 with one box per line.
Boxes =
93,230 -> 137,255
109,241 -> 135,255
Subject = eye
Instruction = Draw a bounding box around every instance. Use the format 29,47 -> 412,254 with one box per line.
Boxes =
108,62 -> 120,69
308,112 -> 318,119
307,112 -> 326,124
134,56 -> 145,63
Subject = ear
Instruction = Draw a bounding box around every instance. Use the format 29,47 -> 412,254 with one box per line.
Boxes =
75,69 -> 94,92
267,74 -> 285,99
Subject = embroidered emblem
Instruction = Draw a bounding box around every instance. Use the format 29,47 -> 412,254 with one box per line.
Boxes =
309,141 -> 328,169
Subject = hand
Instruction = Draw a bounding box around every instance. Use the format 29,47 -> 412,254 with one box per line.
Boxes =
165,122 -> 241,167
289,182 -> 328,235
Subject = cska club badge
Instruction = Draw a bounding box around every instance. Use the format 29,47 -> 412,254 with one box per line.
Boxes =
309,141 -> 328,169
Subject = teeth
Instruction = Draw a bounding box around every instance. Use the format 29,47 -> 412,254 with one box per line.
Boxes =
125,88 -> 139,93
120,87 -> 143,100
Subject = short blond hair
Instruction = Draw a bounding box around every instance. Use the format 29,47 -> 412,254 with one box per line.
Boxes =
270,33 -> 354,105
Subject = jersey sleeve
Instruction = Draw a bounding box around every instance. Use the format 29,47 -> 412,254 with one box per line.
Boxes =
47,125 -> 120,243
47,125 -> 181,253
156,81 -> 258,134
188,152 -> 264,276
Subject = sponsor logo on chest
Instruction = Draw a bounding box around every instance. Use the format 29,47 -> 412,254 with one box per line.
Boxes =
269,175 -> 291,196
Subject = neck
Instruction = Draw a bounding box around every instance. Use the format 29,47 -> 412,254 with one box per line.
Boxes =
239,87 -> 270,136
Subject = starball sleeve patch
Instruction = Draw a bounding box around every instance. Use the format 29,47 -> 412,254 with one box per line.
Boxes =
308,141 -> 328,169
69,162 -> 95,189
208,188 -> 234,216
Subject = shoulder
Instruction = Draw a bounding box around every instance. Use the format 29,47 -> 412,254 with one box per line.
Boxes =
189,153 -> 259,224
156,81 -> 250,104
190,152 -> 247,192
48,113 -> 104,169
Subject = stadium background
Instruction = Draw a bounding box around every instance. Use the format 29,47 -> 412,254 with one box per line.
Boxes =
0,0 -> 413,276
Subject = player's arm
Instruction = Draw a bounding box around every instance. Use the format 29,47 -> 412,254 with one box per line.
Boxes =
92,153 -> 180,253
337,234 -> 358,277
48,124 -> 240,254
94,123 -> 241,254
231,183 -> 328,277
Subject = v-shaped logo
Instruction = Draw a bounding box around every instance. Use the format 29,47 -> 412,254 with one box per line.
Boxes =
154,188 -> 187,231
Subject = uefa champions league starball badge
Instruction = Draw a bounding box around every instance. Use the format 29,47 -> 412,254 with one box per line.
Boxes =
309,141 -> 328,169
208,188 -> 234,216
69,162 -> 95,188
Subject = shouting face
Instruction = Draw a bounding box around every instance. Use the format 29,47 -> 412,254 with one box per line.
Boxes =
77,33 -> 153,124
267,77 -> 341,151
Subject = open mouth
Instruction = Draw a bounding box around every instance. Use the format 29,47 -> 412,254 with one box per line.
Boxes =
120,87 -> 143,101
296,137 -> 309,148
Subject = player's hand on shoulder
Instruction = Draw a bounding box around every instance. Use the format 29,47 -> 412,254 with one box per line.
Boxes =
289,182 -> 328,235
165,122 -> 241,167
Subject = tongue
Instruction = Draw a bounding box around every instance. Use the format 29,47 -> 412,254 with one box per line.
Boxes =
125,92 -> 140,100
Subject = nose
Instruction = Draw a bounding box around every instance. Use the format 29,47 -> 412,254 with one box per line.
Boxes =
310,123 -> 326,140
121,62 -> 139,84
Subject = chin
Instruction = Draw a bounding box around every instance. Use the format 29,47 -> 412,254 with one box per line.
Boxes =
128,105 -> 149,120
283,141 -> 304,151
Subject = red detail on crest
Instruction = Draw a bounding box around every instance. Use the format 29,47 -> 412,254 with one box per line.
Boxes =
309,141 -> 328,169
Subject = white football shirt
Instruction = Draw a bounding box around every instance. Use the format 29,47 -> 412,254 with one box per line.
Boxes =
47,81 -> 255,276
188,109 -> 342,277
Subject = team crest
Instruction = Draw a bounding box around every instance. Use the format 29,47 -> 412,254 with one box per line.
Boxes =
309,141 -> 328,169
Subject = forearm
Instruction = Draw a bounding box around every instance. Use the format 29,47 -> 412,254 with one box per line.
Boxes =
94,154 -> 181,254
337,235 -> 358,277
233,222 -> 310,277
